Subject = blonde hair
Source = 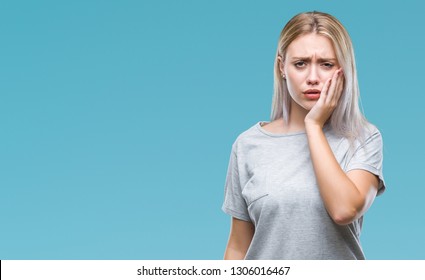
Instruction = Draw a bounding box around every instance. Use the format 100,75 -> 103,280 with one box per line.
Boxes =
271,11 -> 369,141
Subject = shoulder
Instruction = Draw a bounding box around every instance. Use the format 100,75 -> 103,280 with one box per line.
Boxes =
343,122 -> 384,159
231,121 -> 266,152
325,122 -> 383,157
363,122 -> 381,137
328,122 -> 382,147
359,123 -> 383,148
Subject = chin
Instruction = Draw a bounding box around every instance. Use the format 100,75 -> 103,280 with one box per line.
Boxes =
302,101 -> 318,111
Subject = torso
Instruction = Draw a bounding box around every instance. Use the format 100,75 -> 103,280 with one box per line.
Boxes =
224,121 -> 374,259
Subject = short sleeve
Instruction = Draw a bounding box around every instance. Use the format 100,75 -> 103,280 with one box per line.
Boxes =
221,146 -> 251,221
346,129 -> 386,196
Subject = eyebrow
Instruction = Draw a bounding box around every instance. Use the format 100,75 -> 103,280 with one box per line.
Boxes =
291,57 -> 337,62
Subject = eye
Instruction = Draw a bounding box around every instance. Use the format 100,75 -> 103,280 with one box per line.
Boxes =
321,62 -> 334,69
294,61 -> 306,68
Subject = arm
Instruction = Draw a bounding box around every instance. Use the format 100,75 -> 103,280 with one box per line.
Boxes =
305,124 -> 379,225
224,217 -> 254,259
305,69 -> 379,225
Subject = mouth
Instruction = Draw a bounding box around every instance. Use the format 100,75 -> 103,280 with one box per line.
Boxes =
303,89 -> 321,100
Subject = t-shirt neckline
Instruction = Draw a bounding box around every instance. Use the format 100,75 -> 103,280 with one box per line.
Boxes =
256,121 -> 307,137
256,121 -> 332,137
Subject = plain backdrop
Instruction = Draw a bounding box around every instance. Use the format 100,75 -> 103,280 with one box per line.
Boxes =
1,0 -> 424,259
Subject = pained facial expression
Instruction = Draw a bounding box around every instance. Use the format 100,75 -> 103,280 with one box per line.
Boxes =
281,33 -> 340,112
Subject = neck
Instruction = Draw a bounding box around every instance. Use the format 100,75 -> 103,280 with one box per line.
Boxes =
285,99 -> 308,132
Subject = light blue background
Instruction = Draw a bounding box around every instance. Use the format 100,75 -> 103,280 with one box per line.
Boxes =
1,0 -> 424,259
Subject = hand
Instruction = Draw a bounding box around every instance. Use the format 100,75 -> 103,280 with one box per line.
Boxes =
305,68 -> 344,128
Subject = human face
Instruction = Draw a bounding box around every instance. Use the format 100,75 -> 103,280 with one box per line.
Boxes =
282,33 -> 340,113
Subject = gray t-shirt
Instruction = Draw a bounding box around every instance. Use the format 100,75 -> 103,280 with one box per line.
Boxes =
222,121 -> 385,260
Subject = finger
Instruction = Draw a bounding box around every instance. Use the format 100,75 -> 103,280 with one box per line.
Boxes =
326,69 -> 340,104
320,78 -> 332,103
335,71 -> 344,100
328,68 -> 344,105
331,69 -> 344,103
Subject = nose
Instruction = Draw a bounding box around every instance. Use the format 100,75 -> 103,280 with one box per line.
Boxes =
306,65 -> 319,85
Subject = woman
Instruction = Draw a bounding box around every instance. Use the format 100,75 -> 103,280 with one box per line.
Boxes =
222,11 -> 385,260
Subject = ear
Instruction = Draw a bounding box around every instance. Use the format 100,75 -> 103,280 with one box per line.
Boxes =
277,55 -> 286,79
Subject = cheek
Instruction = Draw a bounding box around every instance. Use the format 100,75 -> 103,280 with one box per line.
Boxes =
321,72 -> 334,81
285,73 -> 303,92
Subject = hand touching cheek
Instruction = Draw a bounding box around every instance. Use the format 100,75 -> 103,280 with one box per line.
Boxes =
305,68 -> 344,128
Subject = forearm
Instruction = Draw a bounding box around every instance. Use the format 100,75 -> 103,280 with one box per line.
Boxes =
224,246 -> 246,260
305,124 -> 363,225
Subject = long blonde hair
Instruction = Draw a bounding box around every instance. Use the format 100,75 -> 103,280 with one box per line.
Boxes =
271,11 -> 369,140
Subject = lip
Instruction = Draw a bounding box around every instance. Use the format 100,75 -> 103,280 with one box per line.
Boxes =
303,89 -> 321,94
303,89 -> 321,100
